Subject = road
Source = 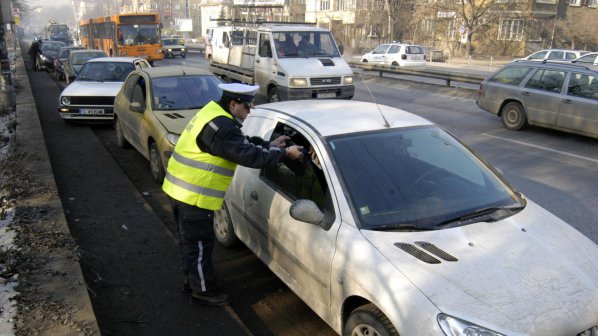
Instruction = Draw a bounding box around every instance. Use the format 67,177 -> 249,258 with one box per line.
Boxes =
28,50 -> 598,335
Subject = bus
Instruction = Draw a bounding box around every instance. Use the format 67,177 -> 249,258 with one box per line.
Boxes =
79,13 -> 164,63
44,21 -> 73,45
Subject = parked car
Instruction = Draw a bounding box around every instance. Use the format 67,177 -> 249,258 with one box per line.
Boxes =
161,38 -> 187,58
53,46 -> 85,80
571,52 -> 598,66
476,60 -> 598,138
64,49 -> 108,84
113,66 -> 222,182
58,57 -> 151,122
421,46 -> 447,62
517,49 -> 589,62
361,43 -> 426,67
213,99 -> 598,335
35,40 -> 66,71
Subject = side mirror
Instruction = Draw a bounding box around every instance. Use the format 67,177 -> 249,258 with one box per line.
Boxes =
290,199 -> 325,227
129,102 -> 144,113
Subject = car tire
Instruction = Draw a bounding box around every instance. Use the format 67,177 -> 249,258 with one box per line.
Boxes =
391,61 -> 399,67
115,118 -> 131,149
343,304 -> 399,336
268,87 -> 281,103
501,102 -> 527,130
149,142 -> 165,184
214,201 -> 238,248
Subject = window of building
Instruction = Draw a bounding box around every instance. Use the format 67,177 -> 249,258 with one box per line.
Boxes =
422,18 -> 435,39
588,0 -> 597,7
528,19 -> 543,41
150,3 -> 158,9
569,0 -> 581,6
498,19 -> 525,41
447,19 -> 458,41
320,0 -> 330,10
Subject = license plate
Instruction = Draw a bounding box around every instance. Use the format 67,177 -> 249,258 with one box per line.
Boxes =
316,92 -> 336,99
80,108 -> 105,114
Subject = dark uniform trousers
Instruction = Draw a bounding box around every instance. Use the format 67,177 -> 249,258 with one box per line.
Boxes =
170,197 -> 216,293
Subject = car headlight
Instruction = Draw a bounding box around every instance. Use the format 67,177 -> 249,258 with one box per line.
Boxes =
60,96 -> 71,105
344,76 -> 353,85
40,55 -> 48,61
181,48 -> 186,51
438,314 -> 505,336
165,133 -> 180,145
290,78 -> 308,87
168,48 -> 173,52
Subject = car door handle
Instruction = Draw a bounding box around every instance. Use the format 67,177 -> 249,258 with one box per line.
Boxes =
562,99 -> 572,104
250,191 -> 258,201
521,91 -> 531,96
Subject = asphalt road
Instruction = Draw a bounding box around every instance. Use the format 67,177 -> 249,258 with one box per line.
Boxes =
25,49 -> 598,335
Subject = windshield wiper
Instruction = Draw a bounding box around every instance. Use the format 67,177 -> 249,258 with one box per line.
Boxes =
436,204 -> 525,229
369,224 -> 432,232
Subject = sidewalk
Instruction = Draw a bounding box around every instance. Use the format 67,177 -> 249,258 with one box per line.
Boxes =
0,43 -> 100,335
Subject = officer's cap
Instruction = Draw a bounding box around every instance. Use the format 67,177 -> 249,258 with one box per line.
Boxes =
219,83 -> 259,107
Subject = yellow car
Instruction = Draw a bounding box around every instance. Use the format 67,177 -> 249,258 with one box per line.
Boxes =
113,66 -> 223,183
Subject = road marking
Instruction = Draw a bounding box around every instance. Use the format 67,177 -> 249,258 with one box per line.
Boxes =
483,134 -> 598,164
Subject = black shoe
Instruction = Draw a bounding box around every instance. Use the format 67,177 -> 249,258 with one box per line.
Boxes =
190,289 -> 230,306
180,281 -> 191,294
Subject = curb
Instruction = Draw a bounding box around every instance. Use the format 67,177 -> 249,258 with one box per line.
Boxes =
14,45 -> 101,335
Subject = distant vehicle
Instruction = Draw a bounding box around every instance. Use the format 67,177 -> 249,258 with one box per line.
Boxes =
421,46 -> 447,62
571,52 -> 598,66
113,66 -> 222,182
64,49 -> 108,84
58,57 -> 151,122
35,40 -> 66,71
215,99 -> 598,336
517,49 -> 589,62
361,43 -> 426,67
161,38 -> 186,58
79,13 -> 164,64
44,22 -> 73,45
53,46 -> 85,80
476,60 -> 598,139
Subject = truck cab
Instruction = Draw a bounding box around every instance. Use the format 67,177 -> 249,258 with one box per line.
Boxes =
209,24 -> 354,102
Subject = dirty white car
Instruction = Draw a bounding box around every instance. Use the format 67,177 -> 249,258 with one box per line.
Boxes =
214,100 -> 598,335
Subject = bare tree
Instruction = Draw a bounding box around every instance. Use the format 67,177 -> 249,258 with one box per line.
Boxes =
555,8 -> 598,50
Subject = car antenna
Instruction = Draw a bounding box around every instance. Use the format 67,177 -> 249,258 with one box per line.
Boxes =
355,66 -> 390,128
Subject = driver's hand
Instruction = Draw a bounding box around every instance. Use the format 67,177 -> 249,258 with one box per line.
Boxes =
286,145 -> 304,160
271,135 -> 290,148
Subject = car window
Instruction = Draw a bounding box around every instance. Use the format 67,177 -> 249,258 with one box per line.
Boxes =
122,74 -> 140,100
575,54 -> 597,64
152,75 -> 222,110
328,126 -> 520,230
71,52 -> 107,65
388,45 -> 399,53
567,72 -> 598,100
405,46 -> 424,54
261,123 -> 332,214
132,77 -> 146,106
528,51 -> 547,60
524,69 -> 565,93
489,66 -> 533,86
373,45 -> 390,54
565,52 -> 578,60
547,51 -> 564,60
77,62 -> 135,82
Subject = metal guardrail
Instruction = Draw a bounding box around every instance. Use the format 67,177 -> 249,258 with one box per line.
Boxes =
349,61 -> 487,87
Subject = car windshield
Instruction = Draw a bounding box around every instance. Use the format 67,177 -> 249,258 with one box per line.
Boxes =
71,52 -> 107,65
162,38 -> 179,46
41,42 -> 65,52
152,75 -> 222,110
329,126 -> 524,231
118,24 -> 161,45
76,62 -> 135,82
273,31 -> 340,58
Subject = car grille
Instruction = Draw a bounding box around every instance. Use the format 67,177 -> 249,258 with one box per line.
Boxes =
70,96 -> 115,106
310,77 -> 341,86
579,326 -> 598,336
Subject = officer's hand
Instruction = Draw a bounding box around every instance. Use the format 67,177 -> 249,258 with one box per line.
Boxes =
286,145 -> 304,160
271,135 -> 290,148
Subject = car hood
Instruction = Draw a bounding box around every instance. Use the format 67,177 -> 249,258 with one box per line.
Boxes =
361,200 -> 598,335
61,81 -> 124,97
153,108 -> 198,135
277,57 -> 353,77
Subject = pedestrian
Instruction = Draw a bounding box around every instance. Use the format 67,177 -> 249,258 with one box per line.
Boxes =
28,39 -> 41,71
162,83 -> 304,306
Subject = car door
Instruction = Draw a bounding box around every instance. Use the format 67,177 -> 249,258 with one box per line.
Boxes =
369,44 -> 390,64
254,32 -> 274,97
521,68 -> 566,126
384,44 -> 400,65
119,74 -> 149,156
241,117 -> 340,313
558,71 -> 598,136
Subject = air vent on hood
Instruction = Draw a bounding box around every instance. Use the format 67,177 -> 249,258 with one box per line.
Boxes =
163,113 -> 185,119
415,242 -> 458,262
395,242 -> 440,264
319,58 -> 335,66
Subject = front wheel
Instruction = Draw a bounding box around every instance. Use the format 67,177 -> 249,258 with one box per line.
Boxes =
501,102 -> 527,130
268,87 -> 281,102
343,304 -> 399,336
149,142 -> 165,184
214,202 -> 238,247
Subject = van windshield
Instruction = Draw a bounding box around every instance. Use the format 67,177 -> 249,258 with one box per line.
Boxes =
273,31 -> 340,58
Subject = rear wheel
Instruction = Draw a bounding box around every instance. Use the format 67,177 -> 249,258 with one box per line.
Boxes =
344,304 -> 399,336
149,142 -> 165,184
501,102 -> 527,130
214,202 -> 238,247
268,87 -> 281,102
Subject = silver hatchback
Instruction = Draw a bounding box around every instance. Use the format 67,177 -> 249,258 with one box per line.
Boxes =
476,61 -> 598,139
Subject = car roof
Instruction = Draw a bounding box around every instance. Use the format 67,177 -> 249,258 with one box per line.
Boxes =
69,49 -> 106,55
87,56 -> 146,63
509,60 -> 597,72
252,100 -> 434,137
136,66 -> 213,78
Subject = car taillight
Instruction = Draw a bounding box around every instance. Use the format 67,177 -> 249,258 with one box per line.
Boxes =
401,54 -> 407,60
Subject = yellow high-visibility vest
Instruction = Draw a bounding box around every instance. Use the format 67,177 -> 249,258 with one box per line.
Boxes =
162,101 -> 237,210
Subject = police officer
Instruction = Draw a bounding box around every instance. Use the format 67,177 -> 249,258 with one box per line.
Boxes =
162,83 -> 303,306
